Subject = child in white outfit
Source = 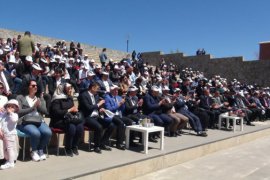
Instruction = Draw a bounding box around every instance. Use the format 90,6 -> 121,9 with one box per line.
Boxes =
0,99 -> 19,170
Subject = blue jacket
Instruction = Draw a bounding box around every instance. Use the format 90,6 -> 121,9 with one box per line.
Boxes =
104,93 -> 125,121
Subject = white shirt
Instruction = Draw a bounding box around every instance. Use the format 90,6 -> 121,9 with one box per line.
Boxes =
103,81 -> 110,92
88,92 -> 99,117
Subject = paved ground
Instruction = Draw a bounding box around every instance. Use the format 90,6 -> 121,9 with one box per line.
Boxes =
1,121 -> 270,179
133,133 -> 270,180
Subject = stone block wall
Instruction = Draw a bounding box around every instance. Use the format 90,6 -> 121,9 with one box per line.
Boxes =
141,51 -> 270,86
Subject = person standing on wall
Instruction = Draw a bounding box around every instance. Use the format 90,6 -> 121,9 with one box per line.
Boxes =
99,48 -> 108,68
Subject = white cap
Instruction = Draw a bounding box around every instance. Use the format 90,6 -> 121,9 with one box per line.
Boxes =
128,86 -> 138,92
156,76 -> 162,81
25,56 -> 33,62
69,58 -> 75,62
95,64 -> 101,69
3,45 -> 11,52
0,49 -> 3,55
151,85 -> 159,91
50,58 -> 56,63
32,63 -> 43,71
84,54 -> 88,57
64,52 -> 68,56
173,88 -> 181,93
110,84 -> 119,90
144,71 -> 149,75
61,57 -> 67,62
114,65 -> 121,70
4,99 -> 19,112
162,86 -> 170,91
54,55 -> 61,60
8,55 -> 16,63
102,71 -> 109,75
90,59 -> 95,63
87,71 -> 95,76
40,58 -> 48,64
47,44 -> 52,48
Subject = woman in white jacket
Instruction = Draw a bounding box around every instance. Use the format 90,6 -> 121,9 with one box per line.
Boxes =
0,99 -> 19,170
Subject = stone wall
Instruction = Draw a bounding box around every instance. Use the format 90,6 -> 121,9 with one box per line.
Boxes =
141,51 -> 270,86
0,28 -> 128,62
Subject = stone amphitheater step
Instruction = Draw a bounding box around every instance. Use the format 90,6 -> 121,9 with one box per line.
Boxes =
0,28 -> 128,62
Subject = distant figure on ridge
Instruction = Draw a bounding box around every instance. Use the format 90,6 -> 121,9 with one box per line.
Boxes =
99,48 -> 108,68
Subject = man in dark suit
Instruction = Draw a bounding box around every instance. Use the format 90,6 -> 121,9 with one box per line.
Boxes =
199,89 -> 220,129
96,71 -> 113,97
78,82 -> 114,154
174,88 -> 207,136
142,85 -> 173,133
48,68 -> 66,97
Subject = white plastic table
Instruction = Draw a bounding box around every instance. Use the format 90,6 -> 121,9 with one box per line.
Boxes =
125,125 -> 164,154
218,113 -> 244,132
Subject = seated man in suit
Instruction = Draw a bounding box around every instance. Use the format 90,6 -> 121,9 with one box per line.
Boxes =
142,85 -> 173,135
78,82 -> 114,154
199,89 -> 221,129
96,71 -> 113,98
104,85 -> 134,150
173,88 -> 207,137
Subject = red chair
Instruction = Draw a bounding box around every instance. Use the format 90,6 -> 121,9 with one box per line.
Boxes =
51,128 -> 67,156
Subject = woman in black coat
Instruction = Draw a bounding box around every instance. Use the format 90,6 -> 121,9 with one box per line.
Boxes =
49,83 -> 84,156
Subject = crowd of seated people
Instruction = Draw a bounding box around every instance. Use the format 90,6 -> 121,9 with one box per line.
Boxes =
0,31 -> 270,169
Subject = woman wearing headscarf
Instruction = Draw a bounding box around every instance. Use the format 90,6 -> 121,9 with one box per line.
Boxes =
49,83 -> 84,157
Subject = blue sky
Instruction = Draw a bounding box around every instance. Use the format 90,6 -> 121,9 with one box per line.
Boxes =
1,0 -> 269,60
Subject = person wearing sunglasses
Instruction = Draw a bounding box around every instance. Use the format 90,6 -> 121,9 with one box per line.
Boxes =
16,80 -> 52,162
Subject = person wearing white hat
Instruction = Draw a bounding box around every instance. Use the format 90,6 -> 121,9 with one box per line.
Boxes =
161,86 -> 188,137
81,54 -> 90,70
78,64 -> 89,82
96,71 -> 113,96
104,84 -> 134,150
0,99 -> 19,170
142,85 -> 173,140
109,64 -> 121,84
79,71 -> 96,92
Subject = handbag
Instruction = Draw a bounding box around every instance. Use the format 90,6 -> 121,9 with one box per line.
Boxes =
64,112 -> 83,125
22,114 -> 42,126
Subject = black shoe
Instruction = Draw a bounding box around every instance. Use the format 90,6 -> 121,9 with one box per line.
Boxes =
116,144 -> 126,150
100,144 -> 112,151
246,122 -> 255,126
94,147 -> 102,154
149,137 -> 158,143
65,148 -> 73,157
72,147 -> 79,155
170,132 -> 177,137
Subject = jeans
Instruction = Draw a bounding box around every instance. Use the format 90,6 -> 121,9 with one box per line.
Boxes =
17,122 -> 52,151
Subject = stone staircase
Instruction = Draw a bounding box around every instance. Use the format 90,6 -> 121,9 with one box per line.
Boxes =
0,28 -> 128,62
